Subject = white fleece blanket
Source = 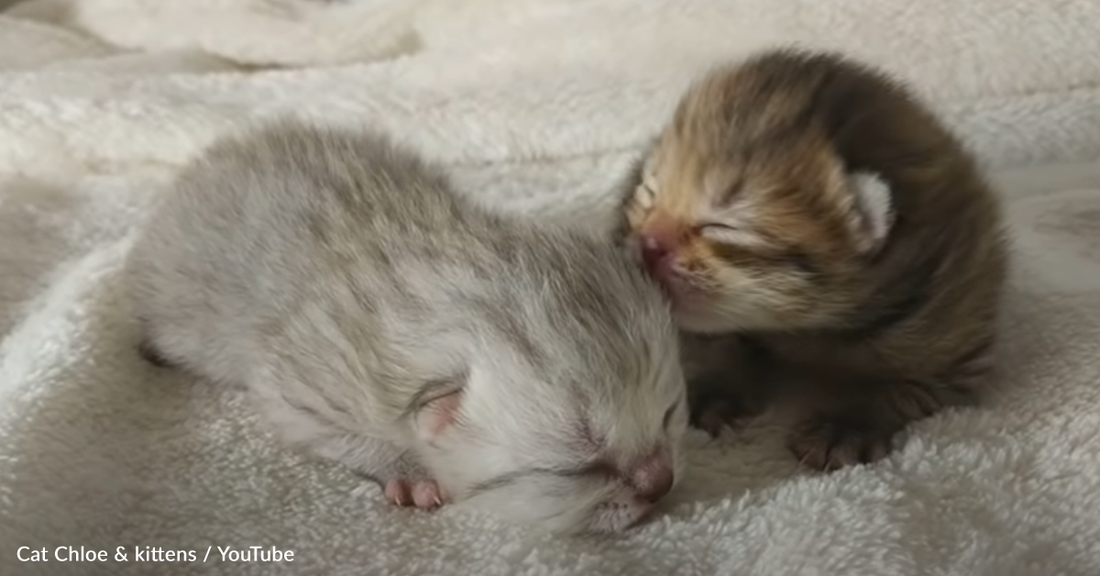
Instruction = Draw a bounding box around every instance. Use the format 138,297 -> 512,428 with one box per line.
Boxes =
3,1 -> 1100,574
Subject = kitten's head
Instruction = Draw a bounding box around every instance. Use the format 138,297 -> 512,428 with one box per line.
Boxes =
621,52 -> 902,333
409,236 -> 687,534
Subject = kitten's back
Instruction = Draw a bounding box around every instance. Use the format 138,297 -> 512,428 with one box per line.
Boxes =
128,122 -> 476,383
129,120 -> 673,396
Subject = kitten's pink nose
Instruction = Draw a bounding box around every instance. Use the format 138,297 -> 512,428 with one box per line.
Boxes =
629,452 -> 675,504
640,235 -> 671,274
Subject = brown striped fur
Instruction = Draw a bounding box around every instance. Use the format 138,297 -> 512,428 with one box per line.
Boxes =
619,49 -> 1008,470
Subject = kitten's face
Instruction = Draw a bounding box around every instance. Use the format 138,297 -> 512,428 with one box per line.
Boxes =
621,74 -> 893,333
412,276 -> 688,534
417,335 -> 687,534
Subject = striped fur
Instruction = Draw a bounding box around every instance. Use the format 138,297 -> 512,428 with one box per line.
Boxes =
619,49 -> 1009,470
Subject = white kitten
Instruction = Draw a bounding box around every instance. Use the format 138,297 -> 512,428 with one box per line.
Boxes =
127,120 -> 688,534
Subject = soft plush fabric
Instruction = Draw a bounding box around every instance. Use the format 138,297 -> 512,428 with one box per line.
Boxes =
2,1 -> 1099,574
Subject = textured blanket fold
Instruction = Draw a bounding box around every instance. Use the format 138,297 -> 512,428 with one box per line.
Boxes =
2,1 -> 1100,574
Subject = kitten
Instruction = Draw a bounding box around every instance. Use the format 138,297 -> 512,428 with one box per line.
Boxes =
618,49 -> 1008,470
128,120 -> 688,532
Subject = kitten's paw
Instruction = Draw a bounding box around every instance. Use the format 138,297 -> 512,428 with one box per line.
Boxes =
384,478 -> 448,510
788,412 -> 894,471
690,396 -> 759,437
689,380 -> 768,437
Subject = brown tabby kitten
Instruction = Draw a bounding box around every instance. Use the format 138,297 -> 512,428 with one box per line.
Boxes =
618,49 -> 1008,471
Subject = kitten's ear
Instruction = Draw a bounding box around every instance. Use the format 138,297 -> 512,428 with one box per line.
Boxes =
845,171 -> 895,255
413,379 -> 466,443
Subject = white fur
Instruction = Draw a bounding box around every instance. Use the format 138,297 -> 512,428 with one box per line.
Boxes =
124,121 -> 688,535
850,171 -> 895,253
4,0 -> 1100,574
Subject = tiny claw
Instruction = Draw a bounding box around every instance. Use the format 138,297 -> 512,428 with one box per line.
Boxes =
410,480 -> 444,510
384,478 -> 411,506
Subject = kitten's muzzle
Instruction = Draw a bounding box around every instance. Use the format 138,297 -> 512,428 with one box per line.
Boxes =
641,235 -> 671,273
640,234 -> 680,292
627,450 -> 675,504
639,233 -> 690,305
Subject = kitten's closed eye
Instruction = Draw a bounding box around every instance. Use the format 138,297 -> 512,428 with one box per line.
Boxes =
696,221 -> 772,250
702,224 -> 819,274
